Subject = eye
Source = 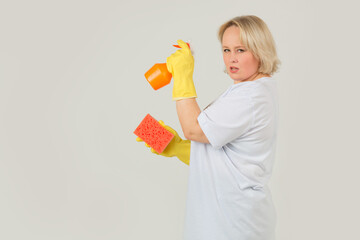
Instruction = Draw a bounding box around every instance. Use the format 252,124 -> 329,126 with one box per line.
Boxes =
237,48 -> 245,52
223,49 -> 230,53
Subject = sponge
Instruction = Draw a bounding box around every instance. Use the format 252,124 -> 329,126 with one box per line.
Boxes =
134,114 -> 174,153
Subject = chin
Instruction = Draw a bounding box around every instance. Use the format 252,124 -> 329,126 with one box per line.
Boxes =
229,74 -> 243,82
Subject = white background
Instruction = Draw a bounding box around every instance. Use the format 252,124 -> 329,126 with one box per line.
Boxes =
1,0 -> 359,239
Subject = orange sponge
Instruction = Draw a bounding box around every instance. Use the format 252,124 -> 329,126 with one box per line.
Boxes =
134,114 -> 174,153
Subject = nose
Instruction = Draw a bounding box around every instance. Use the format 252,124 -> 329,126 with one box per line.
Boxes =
230,52 -> 238,63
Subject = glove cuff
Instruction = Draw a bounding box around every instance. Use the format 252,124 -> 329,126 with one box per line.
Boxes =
176,140 -> 191,165
172,76 -> 197,101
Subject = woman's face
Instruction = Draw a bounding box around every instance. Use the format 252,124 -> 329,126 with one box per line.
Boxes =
222,26 -> 260,83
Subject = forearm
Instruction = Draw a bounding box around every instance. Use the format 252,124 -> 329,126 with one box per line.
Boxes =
176,98 -> 209,143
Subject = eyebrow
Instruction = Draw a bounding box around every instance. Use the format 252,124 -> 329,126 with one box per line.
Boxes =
222,45 -> 245,48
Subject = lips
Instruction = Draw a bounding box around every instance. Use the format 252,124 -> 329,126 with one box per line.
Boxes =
229,66 -> 239,73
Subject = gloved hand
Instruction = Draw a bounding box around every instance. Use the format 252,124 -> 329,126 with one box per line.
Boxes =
136,120 -> 191,165
166,39 -> 197,101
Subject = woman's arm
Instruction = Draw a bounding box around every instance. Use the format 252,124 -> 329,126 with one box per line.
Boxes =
176,98 -> 209,143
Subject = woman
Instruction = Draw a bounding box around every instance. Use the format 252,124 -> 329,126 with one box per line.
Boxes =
138,15 -> 280,240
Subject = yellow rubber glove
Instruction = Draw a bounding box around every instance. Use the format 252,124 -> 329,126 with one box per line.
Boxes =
136,120 -> 190,165
166,39 -> 197,101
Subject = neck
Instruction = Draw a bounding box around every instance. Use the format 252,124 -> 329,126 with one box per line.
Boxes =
234,72 -> 270,84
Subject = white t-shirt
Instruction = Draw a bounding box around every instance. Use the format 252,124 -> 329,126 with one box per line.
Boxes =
183,77 -> 279,240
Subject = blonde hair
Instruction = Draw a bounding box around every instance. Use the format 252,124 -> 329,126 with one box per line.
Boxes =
218,15 -> 280,75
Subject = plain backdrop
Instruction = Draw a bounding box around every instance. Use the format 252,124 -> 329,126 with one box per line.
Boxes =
1,0 -> 359,239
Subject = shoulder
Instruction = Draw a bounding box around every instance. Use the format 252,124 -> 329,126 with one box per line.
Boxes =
229,77 -> 276,96
229,77 -> 276,98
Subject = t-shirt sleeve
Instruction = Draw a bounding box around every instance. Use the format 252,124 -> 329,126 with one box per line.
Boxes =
198,93 -> 254,149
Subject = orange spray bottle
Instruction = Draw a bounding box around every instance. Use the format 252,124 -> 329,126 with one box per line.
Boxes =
144,43 -> 190,90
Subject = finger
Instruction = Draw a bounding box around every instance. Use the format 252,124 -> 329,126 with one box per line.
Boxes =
173,42 -> 190,49
151,148 -> 160,155
177,39 -> 190,50
136,137 -> 143,142
159,120 -> 175,135
166,56 -> 173,73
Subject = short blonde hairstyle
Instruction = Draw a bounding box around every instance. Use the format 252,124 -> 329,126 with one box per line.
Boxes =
218,15 -> 280,75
